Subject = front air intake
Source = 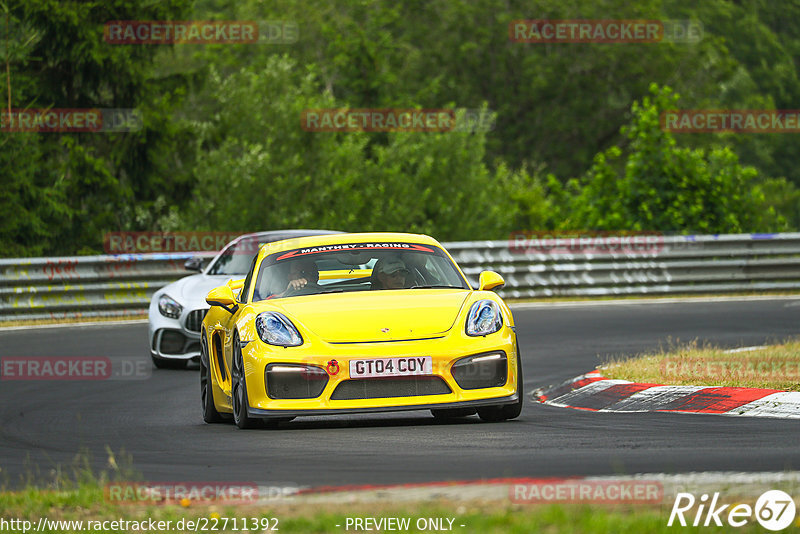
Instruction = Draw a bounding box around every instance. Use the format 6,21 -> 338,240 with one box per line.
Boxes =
265,364 -> 328,399
331,376 -> 451,400
451,352 -> 507,390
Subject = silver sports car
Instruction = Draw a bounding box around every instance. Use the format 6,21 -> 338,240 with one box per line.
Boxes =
148,230 -> 340,369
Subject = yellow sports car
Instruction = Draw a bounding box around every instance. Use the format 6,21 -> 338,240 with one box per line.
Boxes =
200,232 -> 522,429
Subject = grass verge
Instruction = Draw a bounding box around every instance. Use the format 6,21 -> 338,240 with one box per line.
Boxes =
3,451 -> 797,532
602,339 -> 800,390
0,485 -> 770,534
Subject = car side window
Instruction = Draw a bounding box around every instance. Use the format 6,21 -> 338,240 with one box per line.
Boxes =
238,256 -> 258,303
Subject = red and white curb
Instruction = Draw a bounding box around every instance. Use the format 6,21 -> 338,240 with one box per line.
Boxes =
253,472 -> 800,504
532,370 -> 800,419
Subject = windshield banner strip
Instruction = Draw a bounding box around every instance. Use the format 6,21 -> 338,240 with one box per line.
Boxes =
275,243 -> 435,261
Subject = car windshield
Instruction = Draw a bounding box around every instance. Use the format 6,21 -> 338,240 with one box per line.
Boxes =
205,237 -> 264,275
252,242 -> 468,301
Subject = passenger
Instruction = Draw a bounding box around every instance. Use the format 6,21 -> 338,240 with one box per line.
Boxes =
371,257 -> 410,290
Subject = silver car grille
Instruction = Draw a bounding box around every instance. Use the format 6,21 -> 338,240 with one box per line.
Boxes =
185,309 -> 208,333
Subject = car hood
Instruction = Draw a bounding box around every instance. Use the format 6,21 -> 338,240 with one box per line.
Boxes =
159,273 -> 238,310
271,290 -> 471,342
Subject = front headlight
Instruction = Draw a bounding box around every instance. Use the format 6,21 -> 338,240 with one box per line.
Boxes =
158,294 -> 183,319
465,300 -> 502,336
255,312 -> 303,347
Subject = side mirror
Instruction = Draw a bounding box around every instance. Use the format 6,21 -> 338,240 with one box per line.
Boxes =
228,278 -> 246,302
227,278 -> 245,291
184,256 -> 203,272
206,285 -> 238,314
478,270 -> 505,292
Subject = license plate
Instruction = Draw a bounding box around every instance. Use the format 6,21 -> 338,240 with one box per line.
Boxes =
349,357 -> 432,378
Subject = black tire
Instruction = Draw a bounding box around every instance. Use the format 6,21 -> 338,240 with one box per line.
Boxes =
151,354 -> 188,370
501,348 -> 524,420
231,332 -> 259,429
476,405 -> 507,422
478,348 -> 524,422
431,408 -> 476,420
200,332 -> 225,424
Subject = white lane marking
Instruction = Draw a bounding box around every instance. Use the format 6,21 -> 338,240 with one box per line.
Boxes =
724,346 -> 768,353
0,319 -> 147,332
510,295 -> 800,310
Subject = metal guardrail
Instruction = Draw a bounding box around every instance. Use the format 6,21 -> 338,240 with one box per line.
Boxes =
1,233 -> 799,321
0,254 -> 194,321
449,233 -> 800,298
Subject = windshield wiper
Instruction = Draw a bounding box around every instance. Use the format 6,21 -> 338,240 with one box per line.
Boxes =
321,289 -> 345,294
409,285 -> 462,289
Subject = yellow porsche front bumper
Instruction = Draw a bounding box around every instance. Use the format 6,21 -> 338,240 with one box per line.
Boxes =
220,328 -> 519,417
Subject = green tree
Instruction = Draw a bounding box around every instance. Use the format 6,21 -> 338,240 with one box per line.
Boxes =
0,0 -> 193,256
561,84 -> 786,233
183,56 -> 518,240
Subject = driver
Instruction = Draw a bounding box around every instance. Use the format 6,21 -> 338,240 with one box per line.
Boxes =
267,259 -> 320,299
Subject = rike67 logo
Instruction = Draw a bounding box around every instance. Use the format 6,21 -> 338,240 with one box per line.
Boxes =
668,490 -> 796,530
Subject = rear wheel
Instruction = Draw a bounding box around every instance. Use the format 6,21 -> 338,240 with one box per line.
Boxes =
231,332 -> 259,429
200,332 -> 225,423
478,348 -> 524,422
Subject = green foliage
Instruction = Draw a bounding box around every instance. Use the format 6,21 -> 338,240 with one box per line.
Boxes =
759,178 -> 800,230
502,165 -> 555,232
560,84 -> 787,233
3,0 -> 800,256
184,56 -> 370,232
184,57 -> 516,240
0,133 -> 69,256
0,0 -> 193,256
359,112 -> 516,240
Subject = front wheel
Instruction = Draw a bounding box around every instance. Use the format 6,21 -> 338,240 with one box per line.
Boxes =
231,332 -> 259,429
478,348 -> 524,422
200,332 -> 225,424
151,354 -> 188,369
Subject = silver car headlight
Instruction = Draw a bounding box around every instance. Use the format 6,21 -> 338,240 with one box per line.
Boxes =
255,312 -> 303,347
158,294 -> 183,319
465,300 -> 502,336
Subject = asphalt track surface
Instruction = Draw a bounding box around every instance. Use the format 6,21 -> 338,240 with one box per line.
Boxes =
1,298 -> 799,488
